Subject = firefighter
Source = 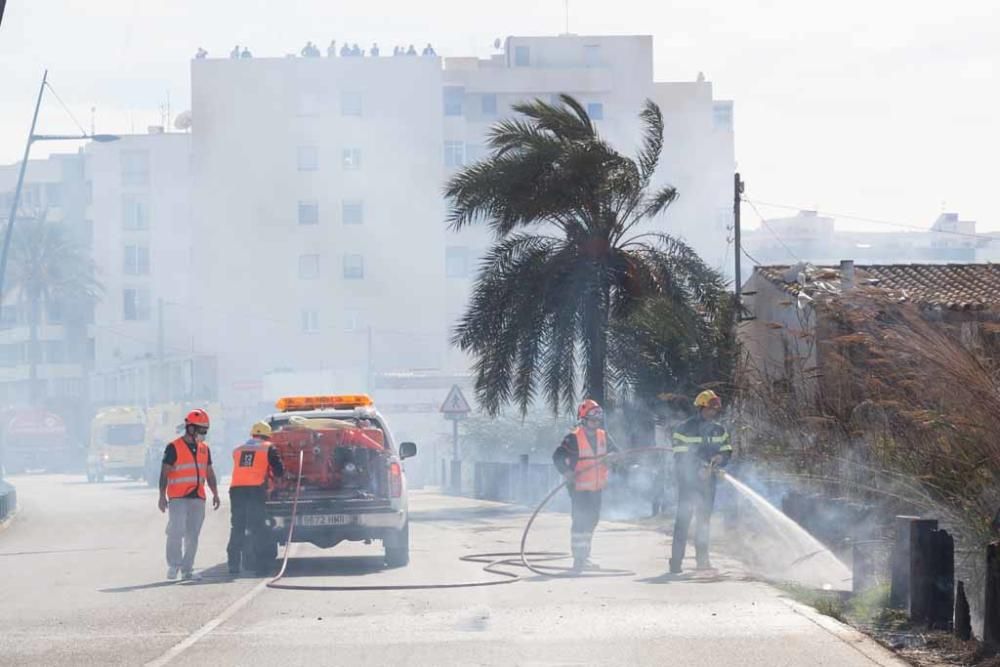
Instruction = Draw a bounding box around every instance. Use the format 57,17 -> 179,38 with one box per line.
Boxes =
669,390 -> 732,574
158,409 -> 220,581
553,399 -> 617,573
227,421 -> 285,576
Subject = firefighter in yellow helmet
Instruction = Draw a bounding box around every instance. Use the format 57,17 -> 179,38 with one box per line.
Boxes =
227,421 -> 284,576
669,390 -> 732,574
552,399 -> 619,573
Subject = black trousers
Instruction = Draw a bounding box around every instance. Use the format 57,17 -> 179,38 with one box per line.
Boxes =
670,469 -> 717,569
227,486 -> 267,572
569,489 -> 602,561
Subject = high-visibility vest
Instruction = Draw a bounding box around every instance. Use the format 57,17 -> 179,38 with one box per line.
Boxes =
230,438 -> 273,488
573,427 -> 608,492
166,437 -> 210,499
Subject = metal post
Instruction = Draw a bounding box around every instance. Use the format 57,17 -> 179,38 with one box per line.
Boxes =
452,418 -> 458,461
157,298 -> 165,402
733,172 -> 744,319
0,70 -> 47,482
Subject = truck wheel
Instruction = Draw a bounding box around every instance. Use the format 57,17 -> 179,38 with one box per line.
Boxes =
384,521 -> 410,568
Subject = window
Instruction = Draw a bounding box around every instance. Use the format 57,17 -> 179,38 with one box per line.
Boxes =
297,145 -> 319,171
298,254 -> 320,279
123,245 -> 150,275
44,341 -> 67,364
587,102 -> 604,120
713,102 -> 733,130
341,92 -> 363,116
583,44 -> 601,67
342,308 -> 361,332
514,45 -> 530,67
343,254 -> 364,279
301,309 -> 319,333
44,183 -> 62,206
342,200 -> 364,225
296,92 -> 321,116
342,148 -> 362,170
122,194 -> 149,230
443,87 -> 464,116
444,141 -> 465,168
298,200 -> 319,225
121,150 -> 150,186
0,305 -> 18,328
481,93 -> 497,115
446,246 -> 471,278
123,287 -> 151,321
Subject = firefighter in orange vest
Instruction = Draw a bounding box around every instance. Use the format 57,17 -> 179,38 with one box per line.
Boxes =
227,421 -> 285,575
158,409 -> 220,581
553,399 -> 618,573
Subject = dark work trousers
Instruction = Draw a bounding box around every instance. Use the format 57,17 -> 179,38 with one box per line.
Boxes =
227,486 -> 267,572
569,489 -> 603,562
670,467 -> 717,570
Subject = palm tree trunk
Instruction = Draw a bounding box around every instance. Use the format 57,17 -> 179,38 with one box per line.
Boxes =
28,298 -> 40,405
583,273 -> 610,405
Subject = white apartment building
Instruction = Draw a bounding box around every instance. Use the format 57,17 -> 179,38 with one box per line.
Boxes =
0,153 -> 93,407
84,130 -> 213,407
190,34 -> 736,413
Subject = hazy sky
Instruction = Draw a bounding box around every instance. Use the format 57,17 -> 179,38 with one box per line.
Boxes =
0,0 -> 997,232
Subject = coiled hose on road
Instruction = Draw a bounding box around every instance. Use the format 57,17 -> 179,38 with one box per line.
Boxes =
266,447 -> 677,591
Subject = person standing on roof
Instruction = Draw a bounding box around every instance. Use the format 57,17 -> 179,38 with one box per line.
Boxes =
669,390 -> 732,574
553,399 -> 617,573
158,409 -> 220,581
227,421 -> 285,576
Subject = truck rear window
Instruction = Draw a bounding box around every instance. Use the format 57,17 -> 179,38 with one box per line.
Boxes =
105,424 -> 145,445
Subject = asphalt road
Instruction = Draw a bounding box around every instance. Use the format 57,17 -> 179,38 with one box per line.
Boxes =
0,474 -> 905,666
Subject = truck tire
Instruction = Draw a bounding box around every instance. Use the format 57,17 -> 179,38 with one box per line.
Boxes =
384,521 -> 410,568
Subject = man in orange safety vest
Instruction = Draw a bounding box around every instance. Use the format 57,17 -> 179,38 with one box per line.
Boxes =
552,399 -> 618,573
227,421 -> 285,576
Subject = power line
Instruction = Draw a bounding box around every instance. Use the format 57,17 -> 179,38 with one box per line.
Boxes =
43,80 -> 89,137
745,198 -> 995,242
743,197 -> 800,262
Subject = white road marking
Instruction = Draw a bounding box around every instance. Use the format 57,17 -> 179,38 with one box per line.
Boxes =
143,578 -> 270,666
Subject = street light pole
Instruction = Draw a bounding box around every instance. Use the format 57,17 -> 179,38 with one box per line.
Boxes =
0,70 -> 48,312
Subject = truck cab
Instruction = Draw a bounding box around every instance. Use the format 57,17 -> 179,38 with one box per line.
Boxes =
262,394 -> 417,567
88,407 -> 146,482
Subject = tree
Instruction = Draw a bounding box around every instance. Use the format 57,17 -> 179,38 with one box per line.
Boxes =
6,215 -> 101,403
446,94 -> 727,416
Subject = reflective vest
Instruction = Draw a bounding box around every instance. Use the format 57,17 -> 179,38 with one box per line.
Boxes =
230,438 -> 273,488
573,427 -> 608,492
166,437 -> 210,499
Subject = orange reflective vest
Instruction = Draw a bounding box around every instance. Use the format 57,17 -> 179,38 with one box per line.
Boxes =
230,438 -> 273,488
166,437 -> 210,499
573,427 -> 608,492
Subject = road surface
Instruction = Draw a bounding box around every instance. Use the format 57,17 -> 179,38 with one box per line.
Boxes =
0,474 -> 904,666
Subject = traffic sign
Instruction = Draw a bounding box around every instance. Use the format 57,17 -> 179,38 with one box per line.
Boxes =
440,384 -> 471,416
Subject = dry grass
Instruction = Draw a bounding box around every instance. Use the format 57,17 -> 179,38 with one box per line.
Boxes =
739,292 -> 1000,548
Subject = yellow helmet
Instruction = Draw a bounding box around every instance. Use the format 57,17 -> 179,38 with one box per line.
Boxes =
694,390 -> 722,409
250,421 -> 273,439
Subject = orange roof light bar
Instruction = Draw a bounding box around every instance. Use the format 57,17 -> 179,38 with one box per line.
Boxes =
276,394 -> 374,412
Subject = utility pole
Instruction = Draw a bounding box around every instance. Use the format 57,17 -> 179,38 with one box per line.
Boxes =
733,172 -> 744,320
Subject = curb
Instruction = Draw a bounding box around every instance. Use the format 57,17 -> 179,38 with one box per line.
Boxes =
778,595 -> 910,666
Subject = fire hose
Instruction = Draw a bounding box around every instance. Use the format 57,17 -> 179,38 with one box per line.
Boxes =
266,446 -> 682,591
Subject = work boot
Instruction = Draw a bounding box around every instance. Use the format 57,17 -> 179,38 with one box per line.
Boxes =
570,558 -> 585,574
695,559 -> 713,571
668,560 -> 682,575
181,571 -> 202,582
166,566 -> 179,580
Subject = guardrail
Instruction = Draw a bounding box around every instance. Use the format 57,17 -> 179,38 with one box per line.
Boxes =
0,480 -> 16,523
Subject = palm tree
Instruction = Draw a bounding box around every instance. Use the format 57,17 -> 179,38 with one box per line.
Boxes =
6,214 -> 101,403
446,94 -> 727,416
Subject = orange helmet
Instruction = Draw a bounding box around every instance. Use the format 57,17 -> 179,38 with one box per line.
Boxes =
577,399 -> 602,421
185,409 -> 210,428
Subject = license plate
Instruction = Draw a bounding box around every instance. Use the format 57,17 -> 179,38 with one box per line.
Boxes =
296,514 -> 353,527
